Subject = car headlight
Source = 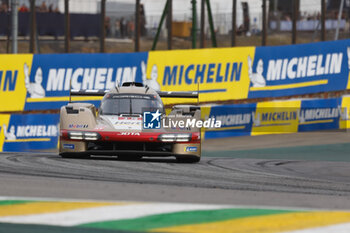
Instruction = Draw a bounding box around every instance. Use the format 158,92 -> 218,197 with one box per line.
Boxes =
69,131 -> 83,140
68,131 -> 101,141
84,132 -> 101,141
158,133 -> 191,142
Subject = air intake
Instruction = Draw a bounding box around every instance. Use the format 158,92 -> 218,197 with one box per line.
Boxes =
122,82 -> 144,87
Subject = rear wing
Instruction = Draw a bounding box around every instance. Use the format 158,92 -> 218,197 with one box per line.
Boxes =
157,91 -> 199,98
70,89 -> 198,99
69,89 -> 108,102
70,90 -> 198,98
70,89 -> 108,96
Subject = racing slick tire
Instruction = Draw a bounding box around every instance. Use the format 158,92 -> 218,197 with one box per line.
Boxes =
176,155 -> 201,163
59,153 -> 90,159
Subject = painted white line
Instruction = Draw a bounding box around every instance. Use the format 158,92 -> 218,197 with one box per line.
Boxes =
284,222 -> 350,233
0,203 -> 227,226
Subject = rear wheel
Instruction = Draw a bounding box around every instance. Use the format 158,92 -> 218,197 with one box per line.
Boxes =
176,155 -> 200,163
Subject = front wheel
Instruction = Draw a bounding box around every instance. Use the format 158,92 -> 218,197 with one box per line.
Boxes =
176,155 -> 200,163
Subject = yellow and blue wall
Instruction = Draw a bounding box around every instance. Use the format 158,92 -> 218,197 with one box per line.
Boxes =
202,96 -> 350,139
0,39 -> 350,151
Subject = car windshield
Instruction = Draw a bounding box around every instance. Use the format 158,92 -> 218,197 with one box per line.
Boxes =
100,94 -> 164,115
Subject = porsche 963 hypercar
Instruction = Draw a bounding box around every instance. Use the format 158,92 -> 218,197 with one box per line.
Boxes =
59,82 -> 202,163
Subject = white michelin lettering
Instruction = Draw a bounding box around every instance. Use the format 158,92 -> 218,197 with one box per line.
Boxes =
105,68 -> 114,89
281,59 -> 288,80
215,114 -> 251,126
47,69 -> 65,91
82,68 -> 96,89
16,125 -> 58,137
37,125 -> 43,136
330,53 -> 342,74
324,54 -> 331,74
303,108 -> 339,120
266,53 -> 343,81
316,55 -> 325,75
267,59 -> 282,81
307,55 -> 317,77
287,58 -> 298,79
95,68 -> 107,90
64,68 -> 73,90
115,68 -> 123,87
71,68 -> 84,90
297,56 -> 307,78
122,67 -> 137,83
46,66 -> 138,91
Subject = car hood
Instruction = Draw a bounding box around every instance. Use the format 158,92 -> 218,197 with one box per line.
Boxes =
99,115 -> 143,131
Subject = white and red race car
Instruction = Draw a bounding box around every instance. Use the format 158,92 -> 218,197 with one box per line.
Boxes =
59,82 -> 201,163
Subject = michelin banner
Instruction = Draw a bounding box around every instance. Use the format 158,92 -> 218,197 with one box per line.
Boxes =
0,114 -> 59,152
24,53 -> 148,110
0,39 -> 349,111
204,97 -> 350,139
146,47 -> 254,103
0,53 -> 148,111
149,39 -> 350,103
1,97 -> 350,152
247,40 -> 350,99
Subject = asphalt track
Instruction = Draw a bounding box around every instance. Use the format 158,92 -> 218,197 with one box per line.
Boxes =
0,132 -> 350,210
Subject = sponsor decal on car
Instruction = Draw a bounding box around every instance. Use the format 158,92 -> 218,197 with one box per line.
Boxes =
118,132 -> 141,136
185,146 -> 198,152
103,115 -> 142,131
63,144 -> 75,149
69,124 -> 88,128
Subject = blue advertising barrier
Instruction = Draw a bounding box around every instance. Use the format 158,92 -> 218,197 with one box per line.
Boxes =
1,96 -> 350,152
24,52 -> 148,110
204,97 -> 349,139
0,114 -> 59,152
248,40 -> 350,99
2,39 -> 350,112
298,98 -> 341,132
204,103 -> 256,139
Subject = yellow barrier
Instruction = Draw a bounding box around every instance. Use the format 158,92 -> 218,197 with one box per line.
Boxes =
0,55 -> 33,112
146,47 -> 255,105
